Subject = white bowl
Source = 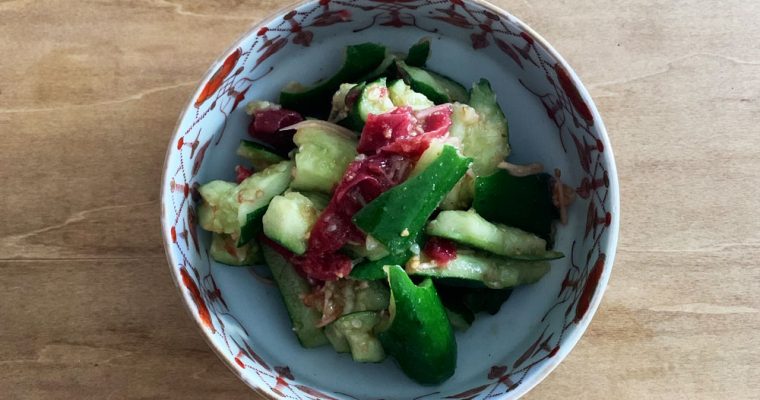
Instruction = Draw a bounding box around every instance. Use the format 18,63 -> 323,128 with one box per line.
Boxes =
160,1 -> 619,398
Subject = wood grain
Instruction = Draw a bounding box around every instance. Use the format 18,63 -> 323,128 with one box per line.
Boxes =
1,1 -> 758,399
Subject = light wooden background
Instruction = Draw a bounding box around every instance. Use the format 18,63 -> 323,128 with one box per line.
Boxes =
1,1 -> 758,399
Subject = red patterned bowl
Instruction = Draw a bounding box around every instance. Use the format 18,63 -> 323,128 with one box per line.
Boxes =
160,0 -> 619,398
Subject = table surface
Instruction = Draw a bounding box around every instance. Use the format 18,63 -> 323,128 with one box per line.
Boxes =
2,1 -> 759,399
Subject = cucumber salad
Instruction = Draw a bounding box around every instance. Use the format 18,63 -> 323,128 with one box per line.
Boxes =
197,39 -> 574,385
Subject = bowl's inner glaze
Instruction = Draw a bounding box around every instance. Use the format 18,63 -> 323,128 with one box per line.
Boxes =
163,1 -> 616,399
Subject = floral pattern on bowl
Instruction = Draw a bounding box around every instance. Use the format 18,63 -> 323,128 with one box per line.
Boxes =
160,1 -> 619,399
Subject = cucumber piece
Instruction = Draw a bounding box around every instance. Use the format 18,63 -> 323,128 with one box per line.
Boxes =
328,83 -> 358,123
324,323 -> 350,353
236,140 -> 285,171
353,280 -> 391,312
209,233 -> 261,266
449,79 -> 510,176
409,251 -> 550,289
426,210 -> 562,259
358,54 -> 398,83
343,235 -> 390,261
388,79 -> 434,111
440,174 -> 474,210
291,123 -> 358,194
378,265 -> 456,384
344,78 -> 395,131
473,170 -> 558,243
405,38 -> 431,67
198,180 -> 238,235
262,192 -> 320,255
350,250 -> 412,281
236,161 -> 294,246
436,284 -> 513,316
332,311 -> 386,363
262,244 -> 328,348
297,191 -> 330,211
198,162 -> 292,246
353,145 -> 471,255
280,43 -> 387,118
396,60 -> 469,104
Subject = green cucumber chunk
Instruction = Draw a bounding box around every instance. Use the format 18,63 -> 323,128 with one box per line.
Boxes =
261,244 -> 328,348
358,53 -> 398,83
344,78 -> 395,131
451,79 -> 510,175
378,265 -> 456,385
426,210 -> 562,259
324,324 -> 350,353
328,83 -> 358,123
198,161 -> 292,246
297,191 -> 330,211
236,161 -> 293,246
209,233 -> 261,266
291,123 -> 358,194
198,180 -> 238,235
333,311 -> 386,363
405,38 -> 431,67
350,251 -> 412,281
388,79 -> 434,111
409,251 -> 550,289
236,140 -> 285,171
436,284 -> 513,316
353,145 -> 471,255
473,170 -> 558,243
262,192 -> 320,255
396,60 -> 469,104
280,43 -> 387,118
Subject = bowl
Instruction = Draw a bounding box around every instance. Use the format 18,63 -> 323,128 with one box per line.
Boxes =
160,0 -> 619,398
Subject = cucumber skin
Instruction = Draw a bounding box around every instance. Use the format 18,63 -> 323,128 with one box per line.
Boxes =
379,265 -> 456,385
261,244 -> 328,348
410,252 -> 551,289
280,43 -> 387,118
353,145 -> 471,255
426,210 -> 552,259
396,61 -> 469,105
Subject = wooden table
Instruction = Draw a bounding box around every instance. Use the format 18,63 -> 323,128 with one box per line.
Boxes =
1,1 -> 758,398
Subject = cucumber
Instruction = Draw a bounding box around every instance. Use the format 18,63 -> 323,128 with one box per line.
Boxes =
291,122 -> 358,194
350,250 -> 412,281
388,79 -> 434,111
353,280 -> 391,312
198,180 -> 238,235
262,244 -> 328,348
236,161 -> 294,246
396,60 -> 469,104
324,323 -> 350,353
473,170 -> 558,243
262,192 -> 320,255
378,265 -> 456,384
236,140 -> 285,171
297,191 -> 330,211
353,145 -> 471,255
328,83 -> 358,123
332,311 -> 386,363
344,78 -> 395,131
440,174 -> 474,210
209,233 -> 261,266
358,54 -> 398,83
280,43 -> 387,118
343,235 -> 390,261
449,79 -> 510,176
405,38 -> 431,67
426,210 -> 563,260
409,251 -> 550,289
197,162 -> 291,246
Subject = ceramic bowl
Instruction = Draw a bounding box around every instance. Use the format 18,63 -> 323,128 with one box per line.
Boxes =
160,0 -> 619,398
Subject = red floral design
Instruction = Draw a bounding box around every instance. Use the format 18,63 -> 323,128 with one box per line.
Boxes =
165,1 -> 613,399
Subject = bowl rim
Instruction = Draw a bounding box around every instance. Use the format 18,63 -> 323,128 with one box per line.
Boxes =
159,0 -> 620,398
